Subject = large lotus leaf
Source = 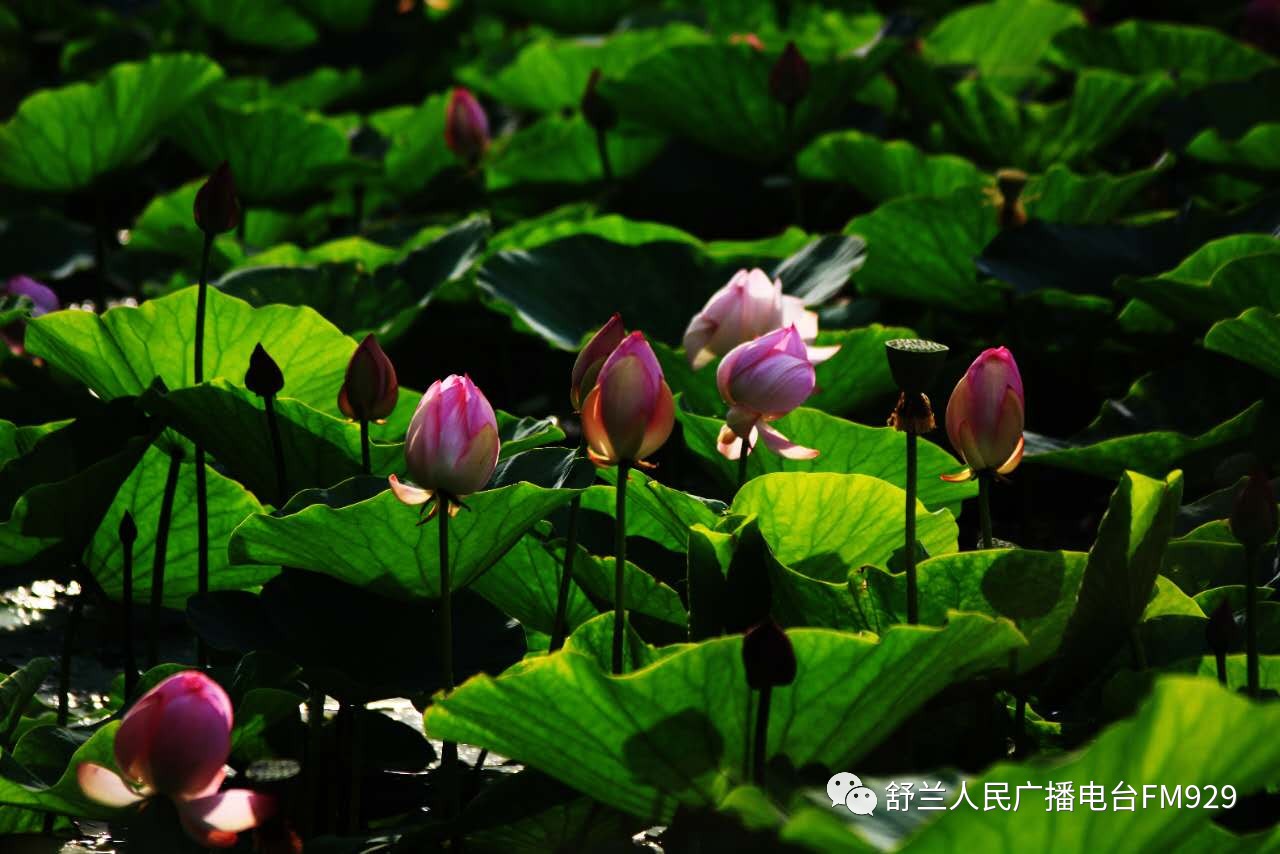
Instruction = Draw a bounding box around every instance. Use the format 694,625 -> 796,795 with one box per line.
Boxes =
485,117 -> 666,190
846,188 -> 1002,312
187,0 -> 317,50
1050,20 -> 1275,85
604,40 -> 898,163
24,286 -> 357,416
458,27 -> 707,112
215,68 -> 365,111
894,56 -> 1173,170
469,536 -> 599,639
480,0 -> 636,31
426,614 -> 1023,821
797,131 -> 985,201
731,473 -> 958,582
477,233 -> 863,349
0,54 -> 222,191
1023,160 -> 1169,225
217,215 -> 489,340
0,722 -> 123,819
676,407 -> 974,514
228,484 -> 578,598
903,677 -> 1280,852
1187,123 -> 1280,171
293,0 -> 377,30
1204,307 -> 1280,380
84,443 -> 277,608
578,467 -> 726,554
923,0 -> 1084,94
373,92 -> 453,196
1116,235 -> 1280,325
0,420 -> 65,470
170,100 -> 356,203
977,196 -> 1280,296
655,323 -> 907,418
1056,470 -> 1183,676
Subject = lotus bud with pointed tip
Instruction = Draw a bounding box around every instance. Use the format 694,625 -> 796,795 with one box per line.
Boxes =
77,671 -> 275,848
580,332 -> 674,467
683,268 -> 837,370
580,68 -> 617,133
769,41 -> 810,109
444,87 -> 490,165
389,374 -> 500,506
194,162 -> 241,236
1206,599 -> 1238,658
571,313 -> 626,411
715,325 -> 817,461
941,347 -> 1024,482
1230,471 -> 1278,552
119,511 -> 138,547
742,618 -> 796,690
339,334 -> 399,422
244,343 -> 284,398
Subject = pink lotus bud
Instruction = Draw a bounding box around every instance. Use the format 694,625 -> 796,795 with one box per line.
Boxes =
580,331 -> 674,467
714,325 -> 817,461
941,347 -> 1025,482
339,334 -> 399,422
444,87 -> 490,165
193,162 -> 241,235
570,313 -> 626,411
769,41 -> 810,109
77,671 -> 275,848
389,374 -> 500,505
1230,470 -> 1278,552
683,268 -> 836,370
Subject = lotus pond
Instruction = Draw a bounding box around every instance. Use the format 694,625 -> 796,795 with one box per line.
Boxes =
1,0 -> 1279,851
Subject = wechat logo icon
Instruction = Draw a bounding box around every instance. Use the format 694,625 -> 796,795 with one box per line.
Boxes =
827,772 -> 878,816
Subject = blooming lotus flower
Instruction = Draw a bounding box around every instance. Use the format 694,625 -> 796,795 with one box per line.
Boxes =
339,334 -> 399,422
941,347 -> 1024,482
389,374 -> 500,509
715,325 -> 818,461
193,162 -> 241,235
78,671 -> 274,848
444,87 -> 489,164
580,331 -> 674,467
683,268 -> 837,370
570,313 -> 626,411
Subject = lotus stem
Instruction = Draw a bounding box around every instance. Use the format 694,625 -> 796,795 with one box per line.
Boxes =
359,418 -> 371,476
905,432 -> 919,624
752,685 -> 772,785
1246,544 -> 1260,697
264,395 -> 288,503
439,503 -> 459,818
120,519 -> 137,700
549,494 -> 582,651
57,589 -> 81,727
978,471 -> 994,550
148,450 -> 182,669
737,436 -> 751,493
612,462 -> 631,675
595,127 -> 613,185
195,231 -> 213,668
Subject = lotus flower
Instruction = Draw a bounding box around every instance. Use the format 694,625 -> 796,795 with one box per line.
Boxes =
715,325 -> 818,461
78,671 -> 274,848
339,334 -> 399,422
3,275 -> 59,354
769,41 -> 810,108
570,313 -> 626,411
742,618 -> 796,689
193,162 -> 241,235
684,268 -> 837,370
389,374 -> 500,507
244,343 -> 284,398
1230,471 -> 1278,551
941,347 -> 1024,482
580,331 -> 674,467
444,87 -> 489,164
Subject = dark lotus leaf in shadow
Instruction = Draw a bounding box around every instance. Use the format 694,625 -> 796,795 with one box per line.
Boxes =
621,709 -> 724,805
490,447 -> 595,491
981,550 -> 1065,620
789,552 -> 850,584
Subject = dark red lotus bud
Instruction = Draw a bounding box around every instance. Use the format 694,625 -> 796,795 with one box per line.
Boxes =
769,41 -> 810,109
339,334 -> 399,422
1230,471 -> 1278,552
742,618 -> 796,690
193,162 -> 241,235
581,69 -> 617,133
1206,599 -> 1238,658
118,511 -> 138,547
245,343 -> 284,398
444,87 -> 490,165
